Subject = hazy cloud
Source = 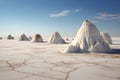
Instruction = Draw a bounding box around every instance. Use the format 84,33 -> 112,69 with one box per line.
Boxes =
49,10 -> 70,17
74,9 -> 80,12
49,9 -> 80,18
95,13 -> 120,21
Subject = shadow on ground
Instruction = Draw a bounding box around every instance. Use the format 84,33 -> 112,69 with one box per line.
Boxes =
109,49 -> 120,54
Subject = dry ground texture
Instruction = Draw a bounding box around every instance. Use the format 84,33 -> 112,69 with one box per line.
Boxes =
0,37 -> 120,80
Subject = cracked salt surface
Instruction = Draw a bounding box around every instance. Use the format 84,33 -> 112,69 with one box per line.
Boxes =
0,38 -> 120,80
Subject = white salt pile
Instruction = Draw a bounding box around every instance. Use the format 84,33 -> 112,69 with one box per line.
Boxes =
100,32 -> 112,44
29,36 -> 32,40
19,34 -> 29,41
0,37 -> 2,40
48,32 -> 66,44
31,34 -> 43,42
64,20 -> 110,53
7,35 -> 14,39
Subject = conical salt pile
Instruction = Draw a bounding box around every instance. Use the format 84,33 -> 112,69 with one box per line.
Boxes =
29,36 -> 32,40
48,32 -> 66,44
100,32 -> 112,44
7,35 -> 14,39
19,34 -> 29,41
31,34 -> 43,42
0,37 -> 2,40
64,20 -> 110,53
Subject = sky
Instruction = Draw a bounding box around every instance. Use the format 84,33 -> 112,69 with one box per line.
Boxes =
0,0 -> 120,37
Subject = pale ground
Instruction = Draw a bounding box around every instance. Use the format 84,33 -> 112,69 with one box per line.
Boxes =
0,37 -> 120,80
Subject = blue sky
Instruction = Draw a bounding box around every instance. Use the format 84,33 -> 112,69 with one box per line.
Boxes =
0,0 -> 120,37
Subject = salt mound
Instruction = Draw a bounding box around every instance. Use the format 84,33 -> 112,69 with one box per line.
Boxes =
0,37 -> 2,40
48,32 -> 66,44
29,36 -> 32,40
64,20 -> 110,53
100,32 -> 112,44
19,34 -> 29,41
31,34 -> 43,42
7,35 -> 14,39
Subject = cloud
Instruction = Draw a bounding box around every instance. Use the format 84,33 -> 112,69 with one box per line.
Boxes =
49,9 -> 80,18
74,9 -> 80,12
95,13 -> 120,21
49,10 -> 70,17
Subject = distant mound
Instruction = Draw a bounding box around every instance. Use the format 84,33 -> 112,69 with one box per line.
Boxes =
7,35 -> 14,39
31,34 -> 43,42
64,20 -> 110,53
48,32 -> 66,44
29,36 -> 32,40
0,37 -> 2,40
19,34 -> 29,41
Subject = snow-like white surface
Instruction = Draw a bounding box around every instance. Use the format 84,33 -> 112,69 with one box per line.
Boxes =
64,20 -> 110,53
0,37 -> 120,80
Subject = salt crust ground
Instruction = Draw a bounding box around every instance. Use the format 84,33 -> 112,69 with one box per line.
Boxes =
0,37 -> 120,80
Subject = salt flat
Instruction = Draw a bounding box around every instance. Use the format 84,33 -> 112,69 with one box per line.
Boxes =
0,37 -> 120,80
